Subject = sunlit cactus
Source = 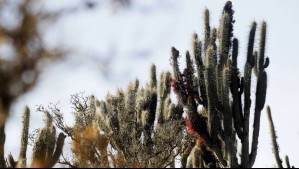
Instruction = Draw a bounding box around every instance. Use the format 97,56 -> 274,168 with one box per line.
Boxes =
31,110 -> 66,168
5,106 -> 65,168
92,64 -> 190,167
169,1 -> 270,168
2,1 -> 291,168
48,65 -> 193,168
6,107 -> 30,168
18,106 -> 30,168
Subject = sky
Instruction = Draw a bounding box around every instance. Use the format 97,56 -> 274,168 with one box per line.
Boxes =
4,0 -> 299,168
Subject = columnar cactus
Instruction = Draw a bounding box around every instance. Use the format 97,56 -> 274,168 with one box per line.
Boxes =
5,106 -> 30,168
94,64 -> 190,168
169,1 -> 269,168
7,107 -> 65,168
1,1 -> 287,168
267,106 -> 295,168
31,111 -> 66,168
70,94 -> 110,168
18,106 -> 30,168
51,64 -> 193,168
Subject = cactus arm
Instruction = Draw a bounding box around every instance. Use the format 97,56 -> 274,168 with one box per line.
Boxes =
223,64 -> 233,167
48,133 -> 66,168
241,64 -> 252,168
171,47 -> 188,104
150,64 -> 157,90
266,106 -> 283,168
204,9 -> 211,52
143,88 -> 158,149
241,22 -> 257,168
18,106 -> 30,168
204,45 -> 227,167
158,72 -> 170,125
192,34 -> 207,107
258,22 -> 267,72
190,146 -> 201,168
249,71 -> 267,167
185,51 -> 201,104
230,38 -> 244,140
218,5 -> 235,166
31,128 -> 47,168
205,46 -> 218,139
249,22 -> 268,167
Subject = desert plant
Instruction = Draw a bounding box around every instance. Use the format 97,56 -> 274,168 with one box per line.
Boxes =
2,1 -> 288,168
266,106 -> 295,168
6,106 -> 65,168
50,65 -> 195,168
169,1 -> 269,168
0,1 -> 102,167
0,1 -> 66,166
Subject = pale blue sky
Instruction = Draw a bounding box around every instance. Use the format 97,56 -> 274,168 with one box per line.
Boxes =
5,0 -> 299,167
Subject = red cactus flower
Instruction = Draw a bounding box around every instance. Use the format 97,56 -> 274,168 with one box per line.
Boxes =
185,117 -> 198,135
169,76 -> 178,93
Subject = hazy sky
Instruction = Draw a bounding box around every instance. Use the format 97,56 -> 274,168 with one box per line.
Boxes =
5,0 -> 299,167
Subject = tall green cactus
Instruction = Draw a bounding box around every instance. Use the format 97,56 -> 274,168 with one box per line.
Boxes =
169,1 -> 270,168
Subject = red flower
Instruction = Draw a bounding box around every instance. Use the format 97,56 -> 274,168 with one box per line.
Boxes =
185,117 -> 198,136
169,76 -> 178,93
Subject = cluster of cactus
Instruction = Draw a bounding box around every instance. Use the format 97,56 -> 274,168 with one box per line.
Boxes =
2,1 -> 293,168
169,1 -> 269,168
6,106 -> 65,168
50,64 -> 197,168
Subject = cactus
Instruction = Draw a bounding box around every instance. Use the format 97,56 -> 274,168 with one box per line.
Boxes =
31,110 -> 66,168
6,106 -> 65,168
18,106 -> 30,168
2,1 -> 291,168
94,64 -> 190,167
267,106 -> 283,168
49,65 -> 194,168
266,106 -> 295,168
169,1 -> 270,168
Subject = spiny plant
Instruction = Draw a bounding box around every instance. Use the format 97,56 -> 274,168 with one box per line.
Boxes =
50,65 -> 195,168
2,1 -> 289,168
169,1 -> 269,168
0,2 -> 110,167
6,106 -> 65,168
0,0 -> 90,166
266,106 -> 295,168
